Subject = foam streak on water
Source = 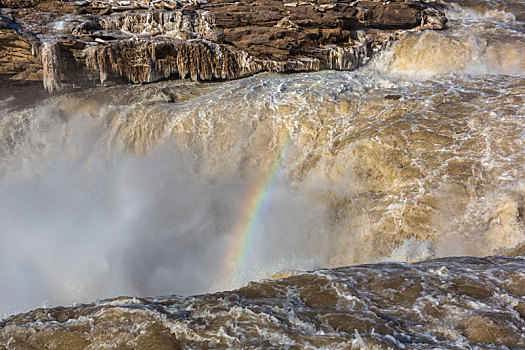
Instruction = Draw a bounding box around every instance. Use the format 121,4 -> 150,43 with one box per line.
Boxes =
0,0 -> 525,347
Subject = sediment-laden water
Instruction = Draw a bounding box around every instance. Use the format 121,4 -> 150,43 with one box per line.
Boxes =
0,0 -> 524,348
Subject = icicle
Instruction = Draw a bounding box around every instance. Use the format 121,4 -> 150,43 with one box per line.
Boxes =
196,10 -> 215,39
97,46 -> 109,84
40,41 -> 61,92
326,45 -> 364,70
31,42 -> 38,56
82,44 -> 110,85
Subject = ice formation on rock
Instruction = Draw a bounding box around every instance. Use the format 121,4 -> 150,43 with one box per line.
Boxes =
0,0 -> 447,91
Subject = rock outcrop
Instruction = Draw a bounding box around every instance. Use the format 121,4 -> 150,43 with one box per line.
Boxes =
0,0 -> 446,91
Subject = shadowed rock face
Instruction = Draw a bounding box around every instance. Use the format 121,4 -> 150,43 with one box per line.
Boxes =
0,0 -> 446,91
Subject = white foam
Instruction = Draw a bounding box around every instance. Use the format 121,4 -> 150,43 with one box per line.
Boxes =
387,238 -> 435,263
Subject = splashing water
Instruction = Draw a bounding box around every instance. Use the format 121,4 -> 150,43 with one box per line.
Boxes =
1,0 -> 525,347
221,132 -> 293,286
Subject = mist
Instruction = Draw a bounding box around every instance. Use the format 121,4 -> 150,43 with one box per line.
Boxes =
0,100 -> 329,318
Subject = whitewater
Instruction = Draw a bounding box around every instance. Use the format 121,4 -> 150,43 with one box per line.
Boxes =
0,0 -> 524,347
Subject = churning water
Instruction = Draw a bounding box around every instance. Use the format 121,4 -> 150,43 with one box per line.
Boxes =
0,0 -> 524,347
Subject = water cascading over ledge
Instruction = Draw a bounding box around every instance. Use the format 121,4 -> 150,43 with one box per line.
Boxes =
0,0 -> 446,91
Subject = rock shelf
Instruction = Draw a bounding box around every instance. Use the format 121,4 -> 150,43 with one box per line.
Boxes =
0,0 -> 446,91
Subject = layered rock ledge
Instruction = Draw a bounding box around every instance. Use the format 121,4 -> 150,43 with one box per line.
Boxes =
0,0 -> 445,91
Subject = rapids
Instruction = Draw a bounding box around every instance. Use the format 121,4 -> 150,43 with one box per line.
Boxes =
2,256 -> 525,348
0,0 -> 524,347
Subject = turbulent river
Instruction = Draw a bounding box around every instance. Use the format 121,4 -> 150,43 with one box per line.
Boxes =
1,0 -> 525,348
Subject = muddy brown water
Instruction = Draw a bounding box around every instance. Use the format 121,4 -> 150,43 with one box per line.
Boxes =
0,0 -> 524,347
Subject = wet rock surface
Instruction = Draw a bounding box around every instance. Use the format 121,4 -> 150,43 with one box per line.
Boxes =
0,0 -> 446,91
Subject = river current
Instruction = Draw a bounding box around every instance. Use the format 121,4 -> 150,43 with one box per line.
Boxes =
0,0 -> 524,348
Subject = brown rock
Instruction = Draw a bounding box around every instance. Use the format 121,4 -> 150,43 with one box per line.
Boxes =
0,0 -> 446,91
0,17 -> 9,29
1,0 -> 41,8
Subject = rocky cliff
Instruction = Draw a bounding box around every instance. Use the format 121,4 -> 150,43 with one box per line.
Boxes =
0,0 -> 445,91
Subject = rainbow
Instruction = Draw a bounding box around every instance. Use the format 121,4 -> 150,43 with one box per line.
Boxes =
221,132 -> 292,285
